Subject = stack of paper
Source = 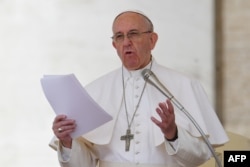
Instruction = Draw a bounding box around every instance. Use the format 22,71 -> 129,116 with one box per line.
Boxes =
41,74 -> 112,138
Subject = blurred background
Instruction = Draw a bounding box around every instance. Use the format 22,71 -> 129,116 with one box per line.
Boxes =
0,0 -> 249,166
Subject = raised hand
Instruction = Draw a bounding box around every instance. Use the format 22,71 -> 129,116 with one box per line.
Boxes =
151,99 -> 177,140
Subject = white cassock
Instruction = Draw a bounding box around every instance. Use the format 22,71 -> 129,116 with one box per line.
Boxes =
49,59 -> 228,167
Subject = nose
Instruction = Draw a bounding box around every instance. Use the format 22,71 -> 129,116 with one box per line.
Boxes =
122,35 -> 132,46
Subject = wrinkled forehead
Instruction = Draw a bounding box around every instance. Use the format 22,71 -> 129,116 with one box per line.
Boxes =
112,10 -> 154,32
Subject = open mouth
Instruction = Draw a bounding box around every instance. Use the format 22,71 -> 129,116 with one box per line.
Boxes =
125,51 -> 133,55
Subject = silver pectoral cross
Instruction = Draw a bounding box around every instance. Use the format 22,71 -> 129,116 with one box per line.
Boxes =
120,129 -> 134,151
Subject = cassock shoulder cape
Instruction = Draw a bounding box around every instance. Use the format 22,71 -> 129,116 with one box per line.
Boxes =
50,60 -> 228,149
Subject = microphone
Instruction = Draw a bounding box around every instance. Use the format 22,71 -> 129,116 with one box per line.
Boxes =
142,69 -> 222,167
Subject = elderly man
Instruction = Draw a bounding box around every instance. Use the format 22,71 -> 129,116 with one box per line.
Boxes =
50,10 -> 228,167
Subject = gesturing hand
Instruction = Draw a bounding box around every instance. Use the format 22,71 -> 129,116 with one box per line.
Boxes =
52,115 -> 76,148
151,99 -> 177,140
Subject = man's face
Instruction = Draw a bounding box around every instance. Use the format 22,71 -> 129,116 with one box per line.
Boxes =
112,12 -> 158,70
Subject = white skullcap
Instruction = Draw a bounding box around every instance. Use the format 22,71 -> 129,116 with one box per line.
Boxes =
113,10 -> 154,31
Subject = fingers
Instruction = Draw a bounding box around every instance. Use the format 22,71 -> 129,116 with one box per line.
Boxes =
52,115 -> 76,139
56,124 -> 76,136
166,99 -> 174,114
151,116 -> 161,126
151,99 -> 176,135
53,114 -> 67,123
160,99 -> 174,114
156,99 -> 174,120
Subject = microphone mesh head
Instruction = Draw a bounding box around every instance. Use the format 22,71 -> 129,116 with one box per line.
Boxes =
141,69 -> 152,81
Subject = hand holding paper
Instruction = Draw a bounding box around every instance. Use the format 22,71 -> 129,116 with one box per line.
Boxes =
41,74 -> 112,139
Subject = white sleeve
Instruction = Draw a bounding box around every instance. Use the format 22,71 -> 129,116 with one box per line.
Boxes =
57,139 -> 97,167
165,126 -> 212,167
60,146 -> 71,161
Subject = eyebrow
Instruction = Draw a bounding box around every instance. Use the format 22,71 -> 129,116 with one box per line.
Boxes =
114,29 -> 140,35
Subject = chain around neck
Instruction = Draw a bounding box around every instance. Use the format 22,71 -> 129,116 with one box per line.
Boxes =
121,60 -> 153,130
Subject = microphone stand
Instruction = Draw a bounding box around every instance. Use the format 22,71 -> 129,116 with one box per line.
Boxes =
143,70 -> 222,167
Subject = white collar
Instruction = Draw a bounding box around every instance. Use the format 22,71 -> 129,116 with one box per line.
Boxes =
122,59 -> 154,80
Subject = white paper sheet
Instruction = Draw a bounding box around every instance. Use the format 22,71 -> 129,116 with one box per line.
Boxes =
40,74 -> 112,139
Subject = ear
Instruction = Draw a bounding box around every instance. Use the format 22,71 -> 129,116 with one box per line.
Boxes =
112,41 -> 117,49
150,32 -> 158,50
